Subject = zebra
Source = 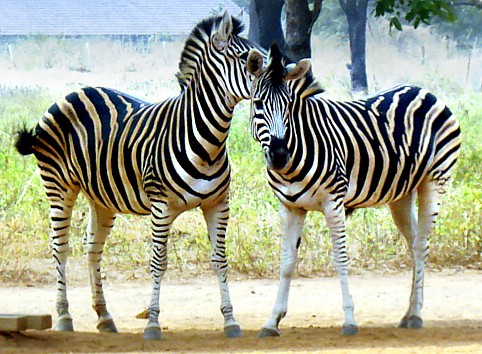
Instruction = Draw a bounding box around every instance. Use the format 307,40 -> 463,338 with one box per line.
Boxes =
246,43 -> 461,337
14,12 -> 260,340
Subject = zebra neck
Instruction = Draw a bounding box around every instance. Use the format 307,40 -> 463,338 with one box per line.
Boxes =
176,78 -> 234,164
278,97 -> 340,179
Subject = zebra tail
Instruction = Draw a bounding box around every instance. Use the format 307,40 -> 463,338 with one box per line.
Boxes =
14,127 -> 37,156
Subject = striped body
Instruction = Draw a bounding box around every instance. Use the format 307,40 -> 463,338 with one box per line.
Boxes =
35,86 -> 231,215
247,44 -> 460,337
15,13 -> 258,340
265,85 -> 460,211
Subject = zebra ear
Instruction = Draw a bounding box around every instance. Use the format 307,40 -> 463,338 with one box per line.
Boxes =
247,49 -> 265,77
285,59 -> 311,81
213,11 -> 233,50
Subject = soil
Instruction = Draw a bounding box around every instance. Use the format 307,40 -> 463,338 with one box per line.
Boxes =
1,271 -> 481,353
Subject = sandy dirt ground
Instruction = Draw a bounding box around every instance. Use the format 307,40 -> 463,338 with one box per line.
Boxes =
1,271 -> 481,353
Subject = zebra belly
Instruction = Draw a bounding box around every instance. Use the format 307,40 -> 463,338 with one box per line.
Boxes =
269,167 -> 426,212
81,180 -> 228,217
343,161 -> 430,209
80,182 -> 152,215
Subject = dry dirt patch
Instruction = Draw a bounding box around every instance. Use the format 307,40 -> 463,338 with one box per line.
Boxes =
1,271 -> 481,353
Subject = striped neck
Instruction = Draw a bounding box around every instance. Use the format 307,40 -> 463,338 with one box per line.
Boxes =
175,66 -> 235,165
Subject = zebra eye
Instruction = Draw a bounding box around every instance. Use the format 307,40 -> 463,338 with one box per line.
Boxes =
252,98 -> 263,109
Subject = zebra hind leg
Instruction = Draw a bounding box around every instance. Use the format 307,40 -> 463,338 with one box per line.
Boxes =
86,203 -> 118,333
388,192 -> 423,328
48,188 -> 79,332
202,201 -> 242,338
403,179 -> 443,329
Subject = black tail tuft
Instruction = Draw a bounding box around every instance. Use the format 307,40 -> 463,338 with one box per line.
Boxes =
14,127 -> 37,155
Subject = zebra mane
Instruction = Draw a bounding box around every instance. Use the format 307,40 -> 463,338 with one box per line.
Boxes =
176,15 -> 244,90
300,71 -> 325,98
267,43 -> 289,87
267,43 -> 324,98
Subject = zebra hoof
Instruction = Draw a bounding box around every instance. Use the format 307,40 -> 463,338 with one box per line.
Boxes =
399,315 -> 423,329
224,324 -> 242,338
96,318 -> 118,333
55,315 -> 74,332
258,327 -> 281,338
144,326 -> 162,340
341,324 -> 358,336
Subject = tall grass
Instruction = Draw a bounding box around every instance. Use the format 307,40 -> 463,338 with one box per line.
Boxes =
0,23 -> 481,285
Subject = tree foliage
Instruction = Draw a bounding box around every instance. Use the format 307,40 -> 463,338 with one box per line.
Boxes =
374,0 -> 457,31
432,5 -> 482,44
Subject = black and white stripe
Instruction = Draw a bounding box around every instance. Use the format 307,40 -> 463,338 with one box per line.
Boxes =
247,43 -> 461,337
15,13 -> 258,340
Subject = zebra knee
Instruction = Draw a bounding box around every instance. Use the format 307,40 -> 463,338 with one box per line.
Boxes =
279,246 -> 297,278
280,260 -> 296,278
53,247 -> 70,266
150,245 -> 168,275
210,253 -> 227,272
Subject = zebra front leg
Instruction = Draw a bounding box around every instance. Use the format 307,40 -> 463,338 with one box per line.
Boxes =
202,200 -> 241,338
86,203 -> 118,333
323,200 -> 357,336
259,204 -> 306,338
48,189 -> 79,332
144,205 -> 176,340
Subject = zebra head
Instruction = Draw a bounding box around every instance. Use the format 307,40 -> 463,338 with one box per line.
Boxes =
247,43 -> 311,172
177,12 -> 262,106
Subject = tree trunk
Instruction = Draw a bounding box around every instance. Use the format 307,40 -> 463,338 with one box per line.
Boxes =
248,0 -> 260,44
249,0 -> 285,51
339,0 -> 369,94
284,0 -> 323,61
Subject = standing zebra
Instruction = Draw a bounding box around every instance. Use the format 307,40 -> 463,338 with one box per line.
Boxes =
14,13 -> 259,340
246,43 -> 461,337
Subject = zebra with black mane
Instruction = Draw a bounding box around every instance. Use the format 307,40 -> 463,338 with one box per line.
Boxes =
246,43 -> 461,337
14,13 -> 260,340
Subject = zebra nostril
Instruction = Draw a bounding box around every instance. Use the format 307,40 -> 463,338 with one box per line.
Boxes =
267,137 -> 290,171
269,148 -> 285,160
269,149 -> 290,169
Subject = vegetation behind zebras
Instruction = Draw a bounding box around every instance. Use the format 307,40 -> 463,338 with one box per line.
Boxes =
0,22 -> 481,284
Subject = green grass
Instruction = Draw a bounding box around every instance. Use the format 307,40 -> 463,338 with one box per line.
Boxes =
0,30 -> 481,285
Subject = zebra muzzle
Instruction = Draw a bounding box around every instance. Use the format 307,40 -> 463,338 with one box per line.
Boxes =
267,136 -> 290,171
